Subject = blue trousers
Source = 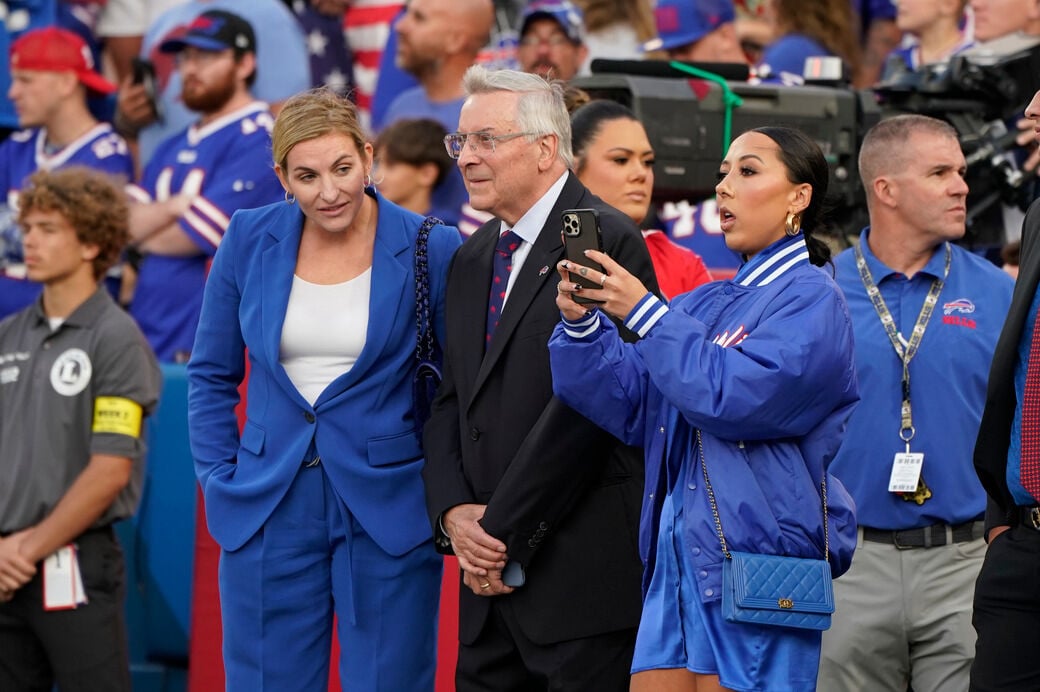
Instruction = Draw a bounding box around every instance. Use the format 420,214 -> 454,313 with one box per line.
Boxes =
219,463 -> 442,691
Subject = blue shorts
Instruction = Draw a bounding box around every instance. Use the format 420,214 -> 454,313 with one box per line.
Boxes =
632,491 -> 822,691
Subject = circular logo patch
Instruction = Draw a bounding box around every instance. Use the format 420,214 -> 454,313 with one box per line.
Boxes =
50,348 -> 92,396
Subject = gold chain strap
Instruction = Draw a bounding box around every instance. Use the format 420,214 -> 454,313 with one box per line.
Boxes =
697,429 -> 730,559
696,429 -> 829,562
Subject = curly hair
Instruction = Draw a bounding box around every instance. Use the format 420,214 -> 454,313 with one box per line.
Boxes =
17,166 -> 129,280
772,0 -> 861,74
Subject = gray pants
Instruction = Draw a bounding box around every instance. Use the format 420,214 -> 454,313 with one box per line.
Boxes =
818,528 -> 984,692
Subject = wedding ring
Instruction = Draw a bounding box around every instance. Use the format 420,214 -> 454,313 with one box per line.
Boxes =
480,582 -> 491,590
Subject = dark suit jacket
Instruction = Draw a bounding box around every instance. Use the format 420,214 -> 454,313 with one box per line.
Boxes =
975,199 -> 1040,531
422,172 -> 659,646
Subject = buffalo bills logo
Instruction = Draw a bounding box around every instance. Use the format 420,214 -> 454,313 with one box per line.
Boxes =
188,15 -> 221,34
942,298 -> 977,329
943,298 -> 975,315
712,325 -> 748,348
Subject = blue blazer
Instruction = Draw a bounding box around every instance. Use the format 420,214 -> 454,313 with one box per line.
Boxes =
187,190 -> 461,553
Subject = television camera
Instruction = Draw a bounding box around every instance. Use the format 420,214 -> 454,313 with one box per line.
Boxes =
571,47 -> 1040,249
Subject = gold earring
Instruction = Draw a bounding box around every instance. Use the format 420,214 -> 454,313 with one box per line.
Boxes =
785,212 -> 800,236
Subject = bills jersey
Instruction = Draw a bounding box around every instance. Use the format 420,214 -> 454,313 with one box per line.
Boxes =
0,123 -> 133,319
126,102 -> 283,362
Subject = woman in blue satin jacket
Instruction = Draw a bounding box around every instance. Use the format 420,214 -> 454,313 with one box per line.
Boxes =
548,126 -> 859,692
186,88 -> 460,691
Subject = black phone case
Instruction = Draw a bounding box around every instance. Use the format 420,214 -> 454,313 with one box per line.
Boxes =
131,57 -> 155,85
562,208 -> 604,304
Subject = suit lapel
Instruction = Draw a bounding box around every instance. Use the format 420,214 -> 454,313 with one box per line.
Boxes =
260,204 -> 311,406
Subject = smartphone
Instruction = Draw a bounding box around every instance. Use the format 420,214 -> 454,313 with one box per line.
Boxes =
561,208 -> 604,305
131,57 -> 161,120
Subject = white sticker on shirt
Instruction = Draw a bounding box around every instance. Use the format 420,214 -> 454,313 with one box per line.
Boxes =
50,348 -> 92,396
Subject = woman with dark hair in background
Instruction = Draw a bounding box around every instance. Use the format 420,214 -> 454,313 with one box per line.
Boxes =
571,99 -> 712,299
549,126 -> 859,691
757,0 -> 861,84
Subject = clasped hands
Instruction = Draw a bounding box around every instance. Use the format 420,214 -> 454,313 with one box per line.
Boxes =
556,249 -> 648,322
443,504 -> 513,597
0,529 -> 36,603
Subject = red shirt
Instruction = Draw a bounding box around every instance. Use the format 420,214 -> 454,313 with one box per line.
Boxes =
643,229 -> 713,300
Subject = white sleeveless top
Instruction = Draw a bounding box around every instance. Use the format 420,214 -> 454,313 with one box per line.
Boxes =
280,269 -> 371,405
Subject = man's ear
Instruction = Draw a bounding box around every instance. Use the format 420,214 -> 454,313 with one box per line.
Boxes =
537,133 -> 558,171
81,242 -> 100,264
873,175 -> 897,208
236,51 -> 257,85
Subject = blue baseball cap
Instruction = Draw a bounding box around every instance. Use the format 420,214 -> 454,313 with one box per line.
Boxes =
520,0 -> 585,45
642,0 -> 736,52
159,9 -> 256,54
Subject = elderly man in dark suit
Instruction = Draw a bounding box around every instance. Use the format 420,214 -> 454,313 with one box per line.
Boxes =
972,86 -> 1040,692
422,65 -> 658,691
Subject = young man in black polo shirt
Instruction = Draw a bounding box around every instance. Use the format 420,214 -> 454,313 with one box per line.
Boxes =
0,166 -> 161,691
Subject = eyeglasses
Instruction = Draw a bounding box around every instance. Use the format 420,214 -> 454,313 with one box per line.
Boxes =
443,131 -> 540,159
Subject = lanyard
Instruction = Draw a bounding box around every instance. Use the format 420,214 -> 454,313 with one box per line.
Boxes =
854,242 -> 951,451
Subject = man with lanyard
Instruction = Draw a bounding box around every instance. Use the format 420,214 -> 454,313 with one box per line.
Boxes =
819,114 -> 1013,691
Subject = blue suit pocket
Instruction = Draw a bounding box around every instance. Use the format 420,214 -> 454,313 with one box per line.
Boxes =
240,420 -> 266,455
367,430 -> 422,467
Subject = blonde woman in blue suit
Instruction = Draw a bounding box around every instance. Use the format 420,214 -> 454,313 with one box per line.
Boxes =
186,87 -> 461,691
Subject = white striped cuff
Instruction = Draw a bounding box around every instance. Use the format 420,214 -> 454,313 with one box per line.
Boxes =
624,293 -> 668,337
561,310 -> 601,339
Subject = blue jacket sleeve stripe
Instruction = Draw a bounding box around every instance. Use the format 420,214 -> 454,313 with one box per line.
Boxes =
561,310 -> 601,339
758,251 -> 811,286
625,293 -> 668,337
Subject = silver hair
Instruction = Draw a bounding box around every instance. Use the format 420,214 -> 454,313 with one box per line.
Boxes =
462,65 -> 573,168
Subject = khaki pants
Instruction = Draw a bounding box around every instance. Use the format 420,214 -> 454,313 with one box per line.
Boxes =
818,528 -> 984,692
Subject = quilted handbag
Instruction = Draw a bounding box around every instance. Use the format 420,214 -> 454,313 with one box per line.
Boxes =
697,430 -> 835,631
722,551 -> 834,630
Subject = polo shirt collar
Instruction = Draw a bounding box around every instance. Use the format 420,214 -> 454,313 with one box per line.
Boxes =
30,286 -> 111,329
857,227 -> 949,281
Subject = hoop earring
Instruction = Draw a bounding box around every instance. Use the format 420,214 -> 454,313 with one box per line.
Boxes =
364,172 -> 373,188
785,212 -> 801,236
284,190 -> 296,205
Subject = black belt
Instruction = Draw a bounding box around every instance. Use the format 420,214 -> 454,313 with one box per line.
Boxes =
1017,506 -> 1040,531
862,520 -> 983,549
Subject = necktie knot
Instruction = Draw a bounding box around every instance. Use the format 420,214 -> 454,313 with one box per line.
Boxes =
497,230 -> 521,256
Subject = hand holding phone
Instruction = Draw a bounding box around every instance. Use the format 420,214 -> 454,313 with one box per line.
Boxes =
561,208 -> 604,305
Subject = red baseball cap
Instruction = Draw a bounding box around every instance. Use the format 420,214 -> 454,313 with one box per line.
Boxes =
10,27 -> 117,95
